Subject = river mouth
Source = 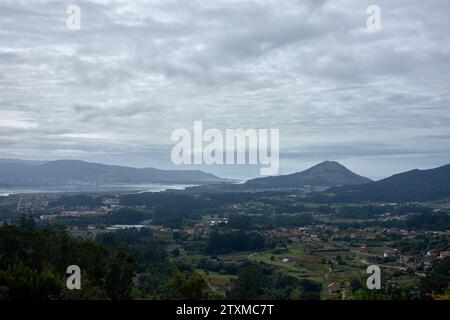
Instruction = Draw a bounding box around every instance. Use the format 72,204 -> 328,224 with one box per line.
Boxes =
0,183 -> 196,196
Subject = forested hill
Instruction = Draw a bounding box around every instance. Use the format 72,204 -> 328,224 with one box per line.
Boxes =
311,163 -> 450,203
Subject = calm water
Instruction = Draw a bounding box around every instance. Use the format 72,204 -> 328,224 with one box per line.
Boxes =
0,183 -> 195,196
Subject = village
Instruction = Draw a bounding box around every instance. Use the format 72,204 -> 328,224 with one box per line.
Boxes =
1,190 -> 448,299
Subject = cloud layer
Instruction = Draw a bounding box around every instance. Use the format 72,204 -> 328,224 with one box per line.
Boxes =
1,0 -> 449,179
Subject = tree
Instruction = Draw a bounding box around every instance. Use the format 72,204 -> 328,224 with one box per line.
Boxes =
19,215 -> 36,231
228,265 -> 264,299
350,278 -> 362,292
290,287 -> 304,300
163,271 -> 209,299
105,246 -> 136,300
420,257 -> 450,298
433,285 -> 450,300
0,263 -> 60,300
171,248 -> 180,257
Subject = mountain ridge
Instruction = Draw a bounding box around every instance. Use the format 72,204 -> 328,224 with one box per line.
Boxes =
243,160 -> 371,189
0,159 -> 228,187
186,160 -> 372,193
311,163 -> 450,202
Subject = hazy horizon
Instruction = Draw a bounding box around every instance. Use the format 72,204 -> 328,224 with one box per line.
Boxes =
1,156 -> 449,182
1,0 -> 450,181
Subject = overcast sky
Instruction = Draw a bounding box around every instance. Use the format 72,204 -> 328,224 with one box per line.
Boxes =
0,0 -> 449,180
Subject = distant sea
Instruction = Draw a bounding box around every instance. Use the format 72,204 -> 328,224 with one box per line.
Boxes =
0,183 -> 196,196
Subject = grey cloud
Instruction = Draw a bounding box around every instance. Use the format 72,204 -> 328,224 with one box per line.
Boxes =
0,0 -> 449,179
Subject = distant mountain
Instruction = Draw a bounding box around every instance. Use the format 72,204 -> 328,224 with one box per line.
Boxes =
314,163 -> 450,203
243,161 -> 371,190
0,159 -> 45,165
0,159 -> 228,187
